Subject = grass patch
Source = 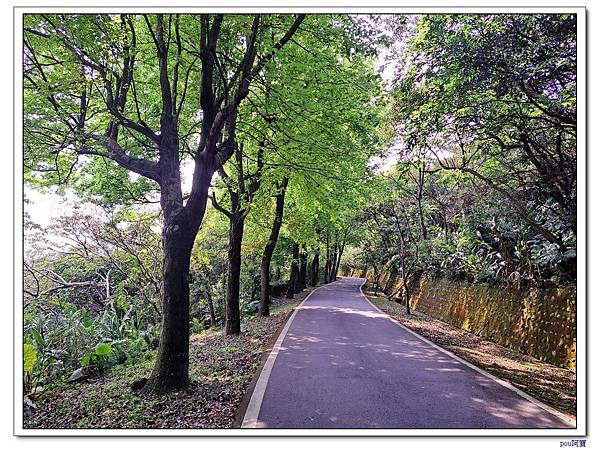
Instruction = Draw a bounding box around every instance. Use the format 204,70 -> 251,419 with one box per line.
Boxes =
219,346 -> 243,354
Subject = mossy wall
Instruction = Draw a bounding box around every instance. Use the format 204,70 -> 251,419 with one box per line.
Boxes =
356,269 -> 576,369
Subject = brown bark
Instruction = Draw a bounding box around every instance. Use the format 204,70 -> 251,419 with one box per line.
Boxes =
225,213 -> 244,335
28,14 -> 306,394
259,177 -> 288,316
308,249 -> 319,287
286,243 -> 300,298
142,214 -> 197,394
297,244 -> 307,292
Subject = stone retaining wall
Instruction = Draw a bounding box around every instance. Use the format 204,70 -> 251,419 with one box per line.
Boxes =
356,269 -> 576,369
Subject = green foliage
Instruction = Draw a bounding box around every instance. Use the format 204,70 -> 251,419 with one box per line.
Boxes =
389,14 -> 576,257
24,302 -> 159,392
24,344 -> 37,374
22,12 -> 576,398
345,13 -> 577,289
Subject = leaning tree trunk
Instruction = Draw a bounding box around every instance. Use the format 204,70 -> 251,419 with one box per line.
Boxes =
332,244 -> 342,281
259,177 -> 288,317
328,235 -> 338,283
225,213 -> 245,335
286,243 -> 300,299
308,249 -> 319,287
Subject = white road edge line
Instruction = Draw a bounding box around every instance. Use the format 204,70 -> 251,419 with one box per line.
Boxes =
356,277 -> 576,428
241,282 -> 332,428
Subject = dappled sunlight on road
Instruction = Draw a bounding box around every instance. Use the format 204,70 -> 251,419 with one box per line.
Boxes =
254,277 -> 574,429
299,304 -> 390,320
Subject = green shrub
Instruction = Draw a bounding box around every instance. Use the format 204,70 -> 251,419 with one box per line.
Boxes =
23,302 -> 158,394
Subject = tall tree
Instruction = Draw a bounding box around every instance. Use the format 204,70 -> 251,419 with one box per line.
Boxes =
258,177 -> 288,316
308,248 -> 320,287
297,244 -> 308,292
24,13 -> 305,393
210,141 -> 264,335
244,14 -> 388,313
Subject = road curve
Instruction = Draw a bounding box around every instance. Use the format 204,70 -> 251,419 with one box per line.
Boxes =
242,277 -> 574,429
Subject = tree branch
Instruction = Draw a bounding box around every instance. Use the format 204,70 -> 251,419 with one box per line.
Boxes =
209,191 -> 233,218
80,134 -> 161,183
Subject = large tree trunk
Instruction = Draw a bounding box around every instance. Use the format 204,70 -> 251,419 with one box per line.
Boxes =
297,245 -> 307,292
27,12 -> 306,397
286,243 -> 300,299
259,178 -> 288,317
225,213 -> 245,335
141,125 -> 212,395
308,249 -> 319,287
142,216 -> 197,394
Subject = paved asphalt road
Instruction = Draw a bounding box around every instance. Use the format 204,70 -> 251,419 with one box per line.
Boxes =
244,277 -> 574,429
